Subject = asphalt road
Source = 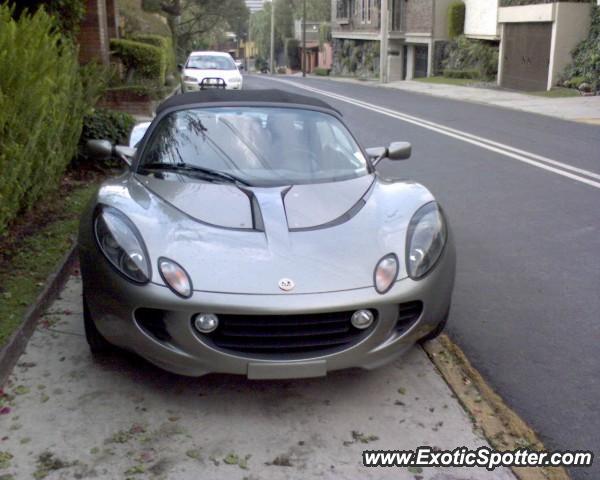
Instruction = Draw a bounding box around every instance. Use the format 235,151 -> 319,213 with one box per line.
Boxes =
245,74 -> 600,480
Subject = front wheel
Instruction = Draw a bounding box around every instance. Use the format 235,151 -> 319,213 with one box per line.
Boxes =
83,295 -> 113,354
419,308 -> 449,343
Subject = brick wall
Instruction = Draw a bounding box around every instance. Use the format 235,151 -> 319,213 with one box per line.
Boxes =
105,0 -> 120,39
404,0 -> 434,34
78,0 -> 110,65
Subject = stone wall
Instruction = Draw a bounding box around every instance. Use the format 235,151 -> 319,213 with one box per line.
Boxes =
332,38 -> 380,78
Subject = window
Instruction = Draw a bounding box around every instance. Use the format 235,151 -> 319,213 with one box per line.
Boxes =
361,0 -> 366,23
336,0 -> 349,20
140,107 -> 368,187
367,0 -> 372,23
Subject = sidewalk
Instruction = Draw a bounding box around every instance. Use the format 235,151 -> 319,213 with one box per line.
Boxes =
0,273 -> 518,480
325,76 -> 600,125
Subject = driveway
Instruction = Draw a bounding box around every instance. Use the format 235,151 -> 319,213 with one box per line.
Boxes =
0,273 -> 516,480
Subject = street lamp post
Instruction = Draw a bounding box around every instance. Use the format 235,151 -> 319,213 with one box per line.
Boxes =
270,0 -> 275,74
302,0 -> 306,77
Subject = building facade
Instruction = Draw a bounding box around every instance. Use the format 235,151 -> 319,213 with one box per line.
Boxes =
331,0 -> 454,80
498,1 -> 592,91
78,0 -> 120,65
463,0 -> 499,40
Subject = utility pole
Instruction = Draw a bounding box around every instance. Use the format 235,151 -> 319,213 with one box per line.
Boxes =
302,0 -> 306,77
246,24 -> 251,71
379,0 -> 389,83
270,0 -> 275,74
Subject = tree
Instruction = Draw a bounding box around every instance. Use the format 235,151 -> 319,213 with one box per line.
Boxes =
249,0 -> 294,63
291,0 -> 330,22
143,0 -> 249,60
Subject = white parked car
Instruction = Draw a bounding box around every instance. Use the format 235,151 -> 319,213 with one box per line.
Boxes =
180,51 -> 243,92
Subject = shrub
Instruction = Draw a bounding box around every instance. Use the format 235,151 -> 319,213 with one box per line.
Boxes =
81,108 -> 135,147
8,0 -> 85,37
314,67 -> 331,76
254,56 -> 268,72
562,5 -> 600,91
0,5 -> 101,235
448,1 -> 465,39
130,34 -> 176,75
286,38 -> 301,70
110,38 -> 166,85
443,68 -> 479,79
444,35 -> 498,80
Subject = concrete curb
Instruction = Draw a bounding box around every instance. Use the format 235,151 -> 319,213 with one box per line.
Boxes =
423,335 -> 570,480
0,243 -> 78,387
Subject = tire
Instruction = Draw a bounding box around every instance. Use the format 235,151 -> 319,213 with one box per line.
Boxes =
83,295 -> 112,354
419,308 -> 449,343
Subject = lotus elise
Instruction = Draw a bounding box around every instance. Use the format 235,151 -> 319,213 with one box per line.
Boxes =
80,89 -> 455,379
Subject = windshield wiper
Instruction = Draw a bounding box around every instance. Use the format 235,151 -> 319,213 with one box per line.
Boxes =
140,162 -> 251,186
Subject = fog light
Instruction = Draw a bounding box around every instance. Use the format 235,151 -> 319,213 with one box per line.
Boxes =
351,309 -> 374,330
193,313 -> 219,333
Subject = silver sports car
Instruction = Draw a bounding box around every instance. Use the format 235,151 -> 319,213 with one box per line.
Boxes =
80,89 -> 455,379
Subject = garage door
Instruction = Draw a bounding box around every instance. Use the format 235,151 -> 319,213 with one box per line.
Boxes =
501,22 -> 552,91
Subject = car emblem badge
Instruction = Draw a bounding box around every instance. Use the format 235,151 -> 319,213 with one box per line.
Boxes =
278,278 -> 295,291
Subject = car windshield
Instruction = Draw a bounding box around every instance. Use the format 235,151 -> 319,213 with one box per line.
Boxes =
186,55 -> 236,70
138,107 -> 369,187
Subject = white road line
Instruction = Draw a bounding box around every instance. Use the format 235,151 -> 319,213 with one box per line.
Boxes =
264,77 -> 600,190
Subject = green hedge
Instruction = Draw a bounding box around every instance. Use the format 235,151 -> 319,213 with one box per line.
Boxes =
80,108 -> 135,147
110,38 -> 166,85
0,5 -> 100,236
314,67 -> 331,76
443,68 -> 480,79
448,1 -> 465,39
443,35 -> 499,81
130,34 -> 176,75
562,5 -> 599,91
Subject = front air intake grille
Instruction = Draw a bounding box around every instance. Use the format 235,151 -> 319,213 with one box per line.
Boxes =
205,310 -> 376,355
135,308 -> 170,342
395,301 -> 423,334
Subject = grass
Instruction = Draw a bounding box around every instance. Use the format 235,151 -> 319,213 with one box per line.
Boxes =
414,76 -> 476,87
529,87 -> 580,98
0,181 -> 99,347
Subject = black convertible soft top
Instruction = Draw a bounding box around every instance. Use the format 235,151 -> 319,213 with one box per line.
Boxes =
156,89 -> 340,115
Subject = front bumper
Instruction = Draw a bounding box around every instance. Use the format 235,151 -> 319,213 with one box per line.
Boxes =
182,80 -> 242,92
80,242 -> 455,378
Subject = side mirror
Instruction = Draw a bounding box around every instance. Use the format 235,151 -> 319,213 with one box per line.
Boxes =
366,141 -> 412,165
114,146 -> 135,166
178,63 -> 184,71
85,140 -> 134,167
365,147 -> 387,160
387,141 -> 411,160
86,139 -> 113,160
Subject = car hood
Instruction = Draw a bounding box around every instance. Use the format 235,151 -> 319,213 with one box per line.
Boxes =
183,68 -> 240,81
97,173 -> 435,294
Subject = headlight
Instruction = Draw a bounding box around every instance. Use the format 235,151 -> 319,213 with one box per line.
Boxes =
158,257 -> 192,298
374,253 -> 399,294
183,75 -> 197,83
229,77 -> 242,84
406,202 -> 447,279
94,207 -> 151,284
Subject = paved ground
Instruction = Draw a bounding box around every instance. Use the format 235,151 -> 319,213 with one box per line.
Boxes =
246,75 -> 600,480
318,75 -> 600,124
0,275 -> 516,480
